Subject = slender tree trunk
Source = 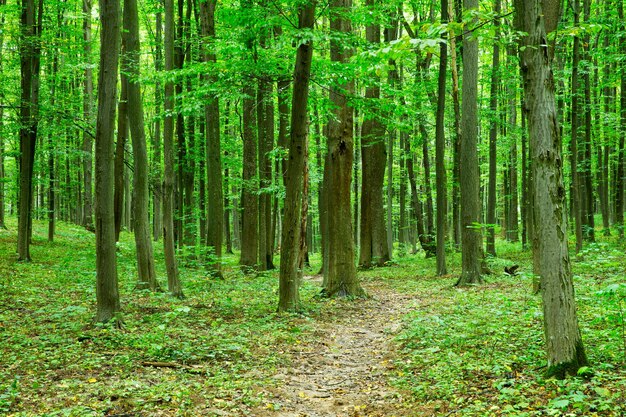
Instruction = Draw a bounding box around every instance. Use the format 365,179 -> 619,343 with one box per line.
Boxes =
570,0 -> 584,251
506,48 -> 519,242
449,0 -> 462,249
617,0 -> 626,237
82,0 -> 94,230
164,0 -> 182,297
435,0 -> 448,275
123,0 -> 159,290
600,18 -> 611,236
47,46 -> 58,241
457,0 -> 483,285
323,0 -> 364,298
0,1 -> 5,230
114,79 -> 128,242
486,0 -> 500,257
515,0 -> 588,378
278,1 -> 315,311
152,10 -> 163,241
240,85 -> 258,269
199,0 -> 224,276
95,0 -> 121,322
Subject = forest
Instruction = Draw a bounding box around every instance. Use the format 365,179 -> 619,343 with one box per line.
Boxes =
1,0 -> 626,414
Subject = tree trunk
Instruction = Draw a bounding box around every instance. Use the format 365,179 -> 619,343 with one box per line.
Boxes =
199,0 -> 224,276
278,1 -> 315,312
323,0 -> 364,298
450,11 -> 462,250
0,1 -> 5,230
515,0 -> 588,378
82,0 -> 94,230
17,0 -> 43,261
506,48 -> 519,243
95,0 -> 121,322
617,0 -> 626,237
486,0 -> 500,257
152,10 -> 163,241
456,0 -> 483,286
164,0 -> 183,297
435,0 -> 448,275
123,0 -> 159,291
359,1 -> 389,268
570,0 -> 584,251
114,79 -> 128,242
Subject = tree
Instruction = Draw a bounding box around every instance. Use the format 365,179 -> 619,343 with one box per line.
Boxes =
570,0 -> 584,252
164,0 -> 182,297
456,0 -> 483,286
17,0 -> 43,261
486,0 -> 500,258
359,0 -> 389,269
199,0 -> 223,277
278,0 -> 316,312
123,0 -> 159,290
94,0 -> 120,322
82,0 -> 94,230
322,0 -> 365,298
435,0 -> 449,275
514,0 -> 589,378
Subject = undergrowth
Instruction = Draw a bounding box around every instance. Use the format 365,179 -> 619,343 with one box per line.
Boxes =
0,218 -> 625,416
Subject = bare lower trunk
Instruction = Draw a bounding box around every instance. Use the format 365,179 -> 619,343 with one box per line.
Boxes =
515,0 -> 588,378
457,0 -> 483,286
95,0 -> 121,322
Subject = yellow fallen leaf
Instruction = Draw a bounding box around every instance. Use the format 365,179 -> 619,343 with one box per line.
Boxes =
87,378 -> 97,383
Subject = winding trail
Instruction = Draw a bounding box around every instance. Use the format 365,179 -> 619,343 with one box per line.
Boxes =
253,277 -> 415,417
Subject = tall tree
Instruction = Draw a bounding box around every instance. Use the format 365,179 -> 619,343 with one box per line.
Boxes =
322,0 -> 365,297
359,0 -> 389,268
617,0 -> 626,237
435,0 -> 449,275
456,0 -> 483,285
82,0 -> 94,229
0,0 -> 5,230
570,0 -> 584,251
152,8 -> 163,241
278,0 -> 316,312
486,0 -> 500,257
123,0 -> 159,290
199,0 -> 224,277
164,0 -> 183,297
94,0 -> 121,322
17,0 -> 43,261
514,0 -> 589,378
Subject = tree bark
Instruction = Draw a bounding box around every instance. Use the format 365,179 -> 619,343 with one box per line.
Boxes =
164,0 -> 183,297
506,48 -> 519,243
323,0 -> 364,298
617,0 -> 626,237
435,0 -> 448,275
486,0 -> 500,257
17,0 -> 43,261
114,79 -> 128,242
123,0 -> 159,291
81,0 -> 94,230
95,0 -> 121,322
278,1 -> 315,311
359,0 -> 389,268
199,0 -> 224,276
515,0 -> 588,378
570,0 -> 584,251
152,9 -> 163,241
456,0 -> 483,286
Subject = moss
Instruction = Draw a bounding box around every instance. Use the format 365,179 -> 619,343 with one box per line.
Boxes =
545,340 -> 589,379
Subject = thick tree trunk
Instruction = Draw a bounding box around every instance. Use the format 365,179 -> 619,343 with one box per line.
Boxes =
486,0 -> 500,257
515,0 -> 588,378
199,0 -> 224,276
457,0 -> 483,286
17,0 -> 43,261
123,0 -> 159,291
278,1 -> 315,311
435,0 -> 448,275
95,0 -> 121,322
164,0 -> 182,297
359,1 -> 389,268
323,0 -> 364,298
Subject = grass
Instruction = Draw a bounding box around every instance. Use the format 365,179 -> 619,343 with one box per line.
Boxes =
0,217 -> 625,416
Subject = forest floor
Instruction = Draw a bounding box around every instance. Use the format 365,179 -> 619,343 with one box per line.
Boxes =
251,276 -> 415,417
1,219 -> 626,416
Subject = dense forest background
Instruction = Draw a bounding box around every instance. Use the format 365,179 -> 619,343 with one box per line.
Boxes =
1,0 -> 626,414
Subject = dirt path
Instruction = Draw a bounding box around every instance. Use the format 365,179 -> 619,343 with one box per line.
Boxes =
252,277 -> 415,417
